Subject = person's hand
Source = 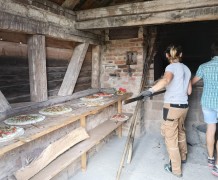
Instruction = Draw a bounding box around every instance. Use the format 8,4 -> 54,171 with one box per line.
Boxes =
139,90 -> 152,97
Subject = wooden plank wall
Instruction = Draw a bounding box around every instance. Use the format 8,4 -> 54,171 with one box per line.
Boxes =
0,32 -> 92,103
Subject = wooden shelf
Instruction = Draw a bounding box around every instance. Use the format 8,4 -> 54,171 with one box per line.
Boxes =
0,92 -> 132,157
31,113 -> 132,180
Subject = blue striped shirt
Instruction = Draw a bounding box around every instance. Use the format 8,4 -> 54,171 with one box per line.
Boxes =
196,56 -> 218,109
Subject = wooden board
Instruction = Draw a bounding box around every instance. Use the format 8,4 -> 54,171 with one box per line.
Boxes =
28,35 -> 48,102
62,0 -> 80,9
91,45 -> 100,88
0,92 -> 132,156
0,91 -> 11,112
0,10 -> 100,44
76,5 -> 218,29
30,114 -> 132,180
77,0 -> 218,21
58,43 -> 89,96
15,127 -> 89,180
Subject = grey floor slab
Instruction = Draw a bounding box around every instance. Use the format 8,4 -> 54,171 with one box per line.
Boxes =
70,133 -> 217,180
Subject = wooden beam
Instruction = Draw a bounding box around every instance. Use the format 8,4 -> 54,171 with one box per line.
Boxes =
81,153 -> 87,172
28,35 -> 48,102
76,6 -> 218,29
91,45 -> 101,88
117,100 -> 122,137
15,127 -> 89,180
0,89 -> 100,121
0,5 -> 101,44
29,117 -> 132,180
58,43 -> 89,96
62,0 -> 80,9
76,0 -> 218,21
0,91 -> 11,112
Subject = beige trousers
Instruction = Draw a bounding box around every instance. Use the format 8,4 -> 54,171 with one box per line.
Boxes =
161,103 -> 189,175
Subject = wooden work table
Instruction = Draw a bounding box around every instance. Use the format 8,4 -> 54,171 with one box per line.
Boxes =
0,92 -> 132,158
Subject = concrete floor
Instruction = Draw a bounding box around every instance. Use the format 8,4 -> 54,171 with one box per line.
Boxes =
71,132 -> 217,180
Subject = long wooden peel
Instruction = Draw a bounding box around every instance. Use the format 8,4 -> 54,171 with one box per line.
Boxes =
124,90 -> 166,105
116,101 -> 142,180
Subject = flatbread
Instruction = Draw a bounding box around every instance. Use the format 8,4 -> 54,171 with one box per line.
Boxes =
4,114 -> 45,125
110,114 -> 129,122
84,101 -> 105,107
39,105 -> 72,116
0,126 -> 24,143
93,92 -> 114,97
80,95 -> 103,102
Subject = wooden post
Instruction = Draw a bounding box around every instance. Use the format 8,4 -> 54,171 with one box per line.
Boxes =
28,35 -> 48,102
0,91 -> 11,112
81,153 -> 87,172
80,116 -> 86,128
91,45 -> 101,89
117,100 -> 122,137
58,43 -> 89,96
118,100 -> 122,114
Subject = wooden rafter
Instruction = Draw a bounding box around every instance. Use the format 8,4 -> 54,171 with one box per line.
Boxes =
61,0 -> 80,9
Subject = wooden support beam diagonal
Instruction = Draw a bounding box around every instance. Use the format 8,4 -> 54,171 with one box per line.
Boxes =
76,6 -> 218,30
62,0 -> 80,9
0,91 -> 11,112
58,43 -> 89,96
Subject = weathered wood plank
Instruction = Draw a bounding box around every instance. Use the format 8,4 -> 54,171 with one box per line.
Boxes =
76,0 -> 218,21
0,91 -> 11,112
0,92 -> 132,157
0,9 -> 100,44
15,127 -> 89,180
58,43 -> 89,96
0,88 -> 99,120
30,115 -> 132,180
62,0 -> 80,9
28,35 -> 48,102
91,45 -> 100,88
76,6 -> 218,29
15,0 -> 75,18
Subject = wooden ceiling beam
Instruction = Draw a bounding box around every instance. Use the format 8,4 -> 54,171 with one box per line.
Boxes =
75,1 -> 218,29
62,0 -> 80,9
0,1 -> 101,44
76,0 -> 218,21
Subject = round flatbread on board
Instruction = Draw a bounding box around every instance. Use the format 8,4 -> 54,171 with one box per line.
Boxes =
39,105 -> 72,116
0,126 -> 24,143
93,92 -> 114,97
4,114 -> 45,125
80,95 -> 103,102
110,114 -> 129,122
84,101 -> 105,107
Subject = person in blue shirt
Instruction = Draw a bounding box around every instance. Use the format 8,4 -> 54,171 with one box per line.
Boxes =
192,41 -> 218,177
